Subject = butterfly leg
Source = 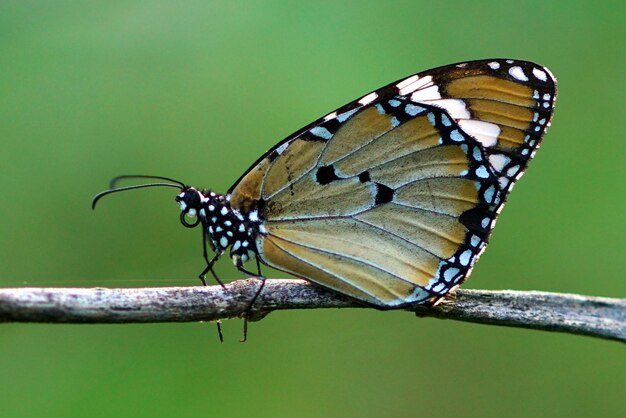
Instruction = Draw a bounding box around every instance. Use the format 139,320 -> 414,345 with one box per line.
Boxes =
200,231 -> 225,289
238,257 -> 266,309
200,230 -> 225,343
235,256 -> 266,342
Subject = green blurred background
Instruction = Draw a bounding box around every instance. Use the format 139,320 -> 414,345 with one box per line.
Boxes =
1,1 -> 624,417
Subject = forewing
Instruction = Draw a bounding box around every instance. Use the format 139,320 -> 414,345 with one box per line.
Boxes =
228,59 -> 556,307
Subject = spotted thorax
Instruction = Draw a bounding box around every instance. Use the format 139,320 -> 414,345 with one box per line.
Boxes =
176,187 -> 262,267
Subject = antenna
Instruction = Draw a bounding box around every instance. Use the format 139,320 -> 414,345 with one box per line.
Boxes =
92,182 -> 183,209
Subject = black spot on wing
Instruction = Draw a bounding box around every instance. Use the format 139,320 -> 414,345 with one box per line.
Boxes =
358,171 -> 371,183
374,183 -> 394,205
256,198 -> 266,213
316,165 -> 339,185
266,151 -> 280,162
323,118 -> 343,135
459,207 -> 492,239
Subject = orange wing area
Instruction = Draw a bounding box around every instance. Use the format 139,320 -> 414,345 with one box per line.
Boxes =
228,59 -> 556,307
410,60 -> 556,192
238,105 -> 494,307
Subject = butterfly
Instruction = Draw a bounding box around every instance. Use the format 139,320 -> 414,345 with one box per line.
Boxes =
94,58 -> 556,313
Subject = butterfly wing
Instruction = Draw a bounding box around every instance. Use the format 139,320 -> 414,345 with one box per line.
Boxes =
228,59 -> 556,307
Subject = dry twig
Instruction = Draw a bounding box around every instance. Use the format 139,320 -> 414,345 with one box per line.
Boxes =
0,279 -> 623,343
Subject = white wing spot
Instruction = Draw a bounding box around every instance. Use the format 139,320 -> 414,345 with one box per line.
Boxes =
405,104 -> 423,116
473,146 -> 482,161
276,142 -> 289,155
458,120 -> 500,147
337,108 -> 358,122
310,126 -> 333,140
358,92 -> 378,105
459,250 -> 472,266
399,75 -> 434,96
484,185 -> 496,203
323,111 -> 337,121
410,85 -> 441,102
432,283 -> 446,293
396,75 -> 419,90
532,68 -> 548,81
509,66 -> 528,81
475,165 -> 490,179
488,154 -> 510,173
488,61 -> 500,70
450,129 -> 464,142
506,165 -> 520,177
444,267 -> 460,282
431,99 -> 471,119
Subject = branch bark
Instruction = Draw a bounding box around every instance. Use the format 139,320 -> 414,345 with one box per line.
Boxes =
0,279 -> 623,343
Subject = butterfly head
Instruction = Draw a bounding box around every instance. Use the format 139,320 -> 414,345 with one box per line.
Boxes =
175,186 -> 208,228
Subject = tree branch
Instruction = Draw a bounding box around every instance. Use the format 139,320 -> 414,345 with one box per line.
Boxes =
0,279 -> 623,343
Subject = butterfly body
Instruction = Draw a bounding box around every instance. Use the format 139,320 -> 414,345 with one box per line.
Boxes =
100,59 -> 557,310
176,188 -> 262,266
